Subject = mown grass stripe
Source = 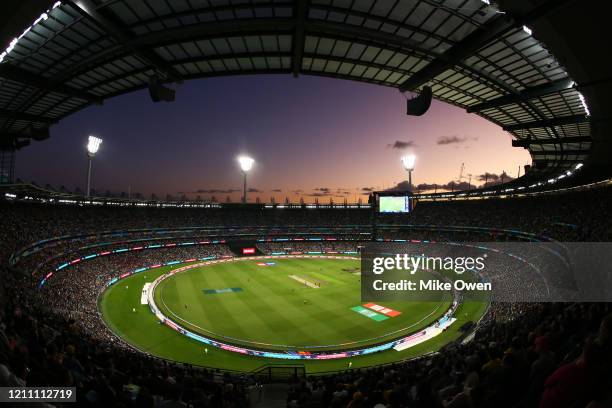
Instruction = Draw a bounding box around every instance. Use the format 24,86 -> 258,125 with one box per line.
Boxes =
100,261 -> 487,374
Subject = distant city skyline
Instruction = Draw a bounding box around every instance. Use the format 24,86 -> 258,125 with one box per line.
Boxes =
16,75 -> 531,203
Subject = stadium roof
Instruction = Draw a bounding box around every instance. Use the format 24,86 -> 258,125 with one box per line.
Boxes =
0,0 -> 609,183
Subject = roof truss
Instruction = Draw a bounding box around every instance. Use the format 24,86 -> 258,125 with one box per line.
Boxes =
467,78 -> 574,113
503,115 -> 589,131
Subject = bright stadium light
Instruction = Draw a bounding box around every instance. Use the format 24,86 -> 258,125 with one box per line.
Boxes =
401,154 -> 416,171
238,155 -> 254,203
87,135 -> 102,155
238,156 -> 254,172
85,136 -> 103,198
401,154 -> 416,191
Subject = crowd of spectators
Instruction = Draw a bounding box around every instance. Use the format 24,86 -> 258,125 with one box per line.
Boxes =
27,239 -> 233,280
0,267 -> 256,407
42,245 -> 233,345
0,202 -> 373,263
256,242 -> 364,254
1,184 -> 612,406
388,186 -> 612,241
288,303 -> 612,408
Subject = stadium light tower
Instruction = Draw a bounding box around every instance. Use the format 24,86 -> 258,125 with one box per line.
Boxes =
401,154 -> 416,191
238,155 -> 254,204
85,136 -> 102,198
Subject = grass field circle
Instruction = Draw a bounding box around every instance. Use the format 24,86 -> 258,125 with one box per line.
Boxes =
100,256 -> 488,373
154,256 -> 450,351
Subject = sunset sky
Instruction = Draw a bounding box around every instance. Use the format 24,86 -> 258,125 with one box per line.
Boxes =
17,74 -> 531,202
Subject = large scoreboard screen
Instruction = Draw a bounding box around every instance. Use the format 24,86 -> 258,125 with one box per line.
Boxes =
378,195 -> 413,213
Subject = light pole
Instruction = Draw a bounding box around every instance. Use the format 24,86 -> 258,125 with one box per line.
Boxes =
401,154 -> 416,191
238,155 -> 254,203
86,136 -> 102,197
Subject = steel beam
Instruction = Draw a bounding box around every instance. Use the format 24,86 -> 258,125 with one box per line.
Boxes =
398,0 -> 570,92
0,108 -> 57,124
292,0 -> 308,77
468,78 -> 574,112
70,0 -> 182,82
512,136 -> 591,147
0,64 -> 102,103
59,18 -> 431,86
398,14 -> 515,92
503,115 -> 589,131
531,150 -> 589,156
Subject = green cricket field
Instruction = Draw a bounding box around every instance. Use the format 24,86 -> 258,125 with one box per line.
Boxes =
100,257 -> 487,373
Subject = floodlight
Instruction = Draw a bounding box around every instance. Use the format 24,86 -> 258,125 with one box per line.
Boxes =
401,154 -> 416,191
401,154 -> 416,171
85,136 -> 103,198
87,136 -> 102,155
238,156 -> 254,172
238,155 -> 255,204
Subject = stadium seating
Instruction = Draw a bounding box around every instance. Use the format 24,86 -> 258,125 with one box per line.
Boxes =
1,185 -> 612,407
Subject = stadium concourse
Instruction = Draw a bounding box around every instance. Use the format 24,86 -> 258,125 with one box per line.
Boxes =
0,184 -> 611,407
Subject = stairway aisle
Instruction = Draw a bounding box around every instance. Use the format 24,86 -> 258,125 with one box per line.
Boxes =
251,383 -> 290,408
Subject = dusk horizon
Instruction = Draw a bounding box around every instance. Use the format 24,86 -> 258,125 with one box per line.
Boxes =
16,74 -> 530,203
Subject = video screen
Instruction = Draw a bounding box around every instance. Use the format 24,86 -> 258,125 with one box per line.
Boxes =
378,196 -> 412,213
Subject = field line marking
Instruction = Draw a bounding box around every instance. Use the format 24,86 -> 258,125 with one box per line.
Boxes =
288,275 -> 320,288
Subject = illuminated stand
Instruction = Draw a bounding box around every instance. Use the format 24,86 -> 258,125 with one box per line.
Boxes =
86,136 -> 103,197
238,155 -> 254,204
